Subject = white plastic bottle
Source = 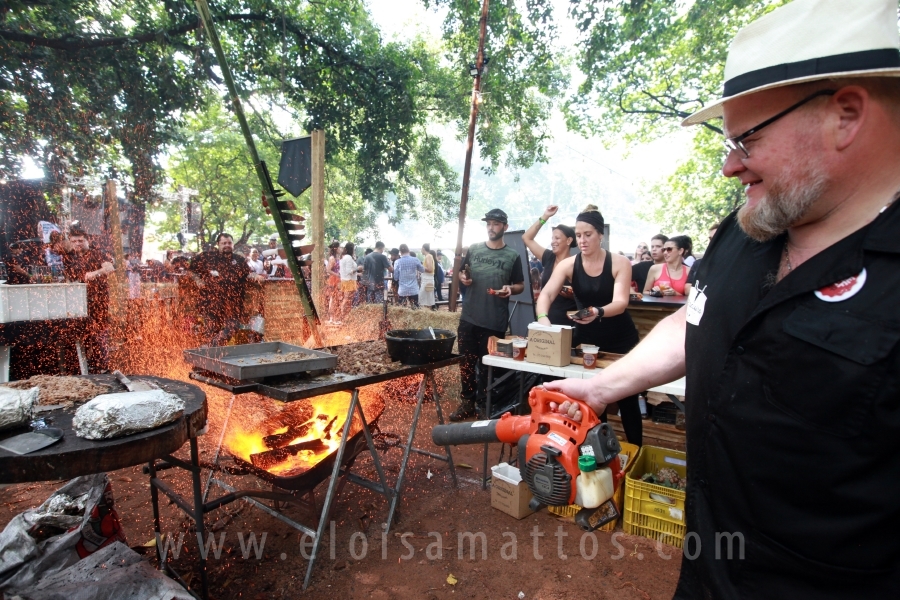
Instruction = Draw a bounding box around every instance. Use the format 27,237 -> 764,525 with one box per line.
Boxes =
574,456 -> 615,509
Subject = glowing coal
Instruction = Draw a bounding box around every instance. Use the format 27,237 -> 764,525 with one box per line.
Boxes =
223,388 -> 384,479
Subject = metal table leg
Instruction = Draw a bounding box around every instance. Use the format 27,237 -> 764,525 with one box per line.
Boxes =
148,433 -> 207,599
203,393 -> 236,502
666,393 -> 687,414
385,374 -> 426,528
387,369 -> 460,527
0,346 -> 8,383
428,371 -> 458,488
189,436 -> 209,599
483,364 -> 492,489
75,341 -> 88,375
303,388 -> 393,590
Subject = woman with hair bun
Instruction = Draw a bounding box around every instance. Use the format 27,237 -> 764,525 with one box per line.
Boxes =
522,205 -> 577,325
535,204 -> 642,446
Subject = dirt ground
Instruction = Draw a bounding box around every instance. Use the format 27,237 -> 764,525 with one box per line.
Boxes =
0,305 -> 682,599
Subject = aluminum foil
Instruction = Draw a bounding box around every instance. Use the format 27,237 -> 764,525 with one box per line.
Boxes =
73,390 -> 185,440
0,386 -> 38,431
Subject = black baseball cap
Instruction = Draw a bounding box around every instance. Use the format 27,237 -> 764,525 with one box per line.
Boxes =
482,208 -> 508,224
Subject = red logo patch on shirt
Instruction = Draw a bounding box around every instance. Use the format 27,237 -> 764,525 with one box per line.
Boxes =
814,268 -> 866,303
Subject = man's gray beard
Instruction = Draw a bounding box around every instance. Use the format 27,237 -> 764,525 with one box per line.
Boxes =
737,166 -> 828,242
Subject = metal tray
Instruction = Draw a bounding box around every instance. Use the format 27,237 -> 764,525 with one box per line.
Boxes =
183,342 -> 337,381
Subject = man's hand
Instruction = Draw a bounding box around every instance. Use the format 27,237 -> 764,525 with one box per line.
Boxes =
495,285 -> 512,298
458,271 -> 472,286
543,378 -> 608,423
84,270 -> 97,282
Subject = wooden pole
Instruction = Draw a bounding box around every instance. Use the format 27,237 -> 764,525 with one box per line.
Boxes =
105,179 -> 126,319
310,129 -> 326,310
449,0 -> 490,312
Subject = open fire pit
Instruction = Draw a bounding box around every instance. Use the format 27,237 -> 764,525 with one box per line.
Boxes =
222,389 -> 385,492
180,338 -> 461,592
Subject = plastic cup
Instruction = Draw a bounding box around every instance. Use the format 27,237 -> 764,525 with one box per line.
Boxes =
582,345 -> 599,369
512,340 -> 528,361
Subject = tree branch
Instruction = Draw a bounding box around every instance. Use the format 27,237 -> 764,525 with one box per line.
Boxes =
0,12 -> 387,86
619,92 -> 723,135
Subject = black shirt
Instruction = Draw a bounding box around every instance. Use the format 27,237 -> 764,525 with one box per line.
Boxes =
676,200 -> 900,599
540,248 -> 577,325
570,251 -> 638,353
363,252 -> 391,285
630,260 -> 655,292
189,250 -> 250,322
62,248 -> 112,325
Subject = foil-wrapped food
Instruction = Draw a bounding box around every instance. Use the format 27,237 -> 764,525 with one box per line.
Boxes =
73,390 -> 185,440
0,386 -> 38,431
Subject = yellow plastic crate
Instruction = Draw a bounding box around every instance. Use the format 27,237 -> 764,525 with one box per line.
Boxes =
547,441 -> 639,531
623,445 -> 687,548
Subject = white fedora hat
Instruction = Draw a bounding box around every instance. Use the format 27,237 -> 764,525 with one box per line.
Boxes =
683,0 -> 900,126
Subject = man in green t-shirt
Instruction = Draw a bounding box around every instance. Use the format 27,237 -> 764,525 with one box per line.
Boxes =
450,208 -> 525,421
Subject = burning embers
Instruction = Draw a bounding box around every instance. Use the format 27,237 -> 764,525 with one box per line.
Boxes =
224,390 -> 384,478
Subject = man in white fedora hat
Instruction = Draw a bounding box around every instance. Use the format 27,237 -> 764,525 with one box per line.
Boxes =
546,0 -> 900,597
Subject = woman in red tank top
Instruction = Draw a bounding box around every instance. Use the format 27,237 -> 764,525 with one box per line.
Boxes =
644,235 -> 692,296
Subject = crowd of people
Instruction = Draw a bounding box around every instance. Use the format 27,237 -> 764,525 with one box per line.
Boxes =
321,239 -> 450,323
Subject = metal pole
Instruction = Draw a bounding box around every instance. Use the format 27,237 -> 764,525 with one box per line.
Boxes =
449,0 -> 490,312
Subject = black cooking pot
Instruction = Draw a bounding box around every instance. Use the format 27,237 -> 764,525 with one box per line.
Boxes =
384,329 -> 456,365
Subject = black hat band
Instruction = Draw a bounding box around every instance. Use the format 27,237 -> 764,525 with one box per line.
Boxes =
723,48 -> 900,98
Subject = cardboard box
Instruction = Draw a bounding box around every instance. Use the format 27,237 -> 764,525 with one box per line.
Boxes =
491,463 -> 534,519
525,323 -> 573,367
487,335 -> 527,358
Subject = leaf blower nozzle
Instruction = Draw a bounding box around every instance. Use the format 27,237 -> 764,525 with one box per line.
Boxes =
432,420 -> 501,446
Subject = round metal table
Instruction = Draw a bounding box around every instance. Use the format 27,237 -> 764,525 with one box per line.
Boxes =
0,375 -> 207,483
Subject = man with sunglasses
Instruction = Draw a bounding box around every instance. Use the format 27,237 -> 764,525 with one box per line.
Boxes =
546,0 -> 900,597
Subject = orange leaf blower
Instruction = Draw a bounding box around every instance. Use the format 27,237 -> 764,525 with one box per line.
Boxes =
433,387 -> 624,526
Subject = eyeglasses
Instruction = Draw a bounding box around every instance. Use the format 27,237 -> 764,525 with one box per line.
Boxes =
724,89 -> 836,159
662,247 -> 675,253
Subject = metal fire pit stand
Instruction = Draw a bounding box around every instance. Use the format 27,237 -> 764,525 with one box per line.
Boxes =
199,355 -> 462,591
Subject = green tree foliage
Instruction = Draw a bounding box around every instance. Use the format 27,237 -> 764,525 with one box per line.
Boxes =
559,0 -> 788,239
1,0 -> 569,231
154,97 -> 391,251
156,98 -> 272,250
0,0 -> 460,221
424,0 -> 568,171
0,0 -> 208,200
642,127 -> 743,249
565,0 -> 788,141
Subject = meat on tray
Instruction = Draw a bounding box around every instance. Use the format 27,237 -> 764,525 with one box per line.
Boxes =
2,375 -> 110,405
331,340 -> 402,376
244,351 -> 313,364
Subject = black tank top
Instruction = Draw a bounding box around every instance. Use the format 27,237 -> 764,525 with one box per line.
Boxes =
540,248 -> 577,325
571,251 -> 639,353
